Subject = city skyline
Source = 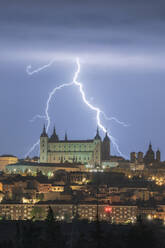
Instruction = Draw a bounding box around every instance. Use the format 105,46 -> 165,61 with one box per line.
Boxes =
0,0 -> 165,159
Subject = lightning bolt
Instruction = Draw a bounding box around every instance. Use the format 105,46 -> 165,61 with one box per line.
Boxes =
29,115 -> 46,122
26,58 -> 56,75
73,59 -> 126,157
25,58 -> 128,158
25,81 -> 73,157
101,112 -> 129,127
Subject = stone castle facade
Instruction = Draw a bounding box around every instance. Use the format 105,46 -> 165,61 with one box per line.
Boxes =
40,125 -> 110,166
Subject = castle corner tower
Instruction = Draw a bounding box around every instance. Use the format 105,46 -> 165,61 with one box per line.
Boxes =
102,132 -> 110,160
40,125 -> 48,163
93,127 -> 102,166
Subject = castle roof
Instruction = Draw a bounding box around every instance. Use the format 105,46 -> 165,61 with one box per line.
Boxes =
49,126 -> 59,142
0,154 -> 17,158
40,125 -> 48,137
48,139 -> 94,143
6,161 -> 82,168
94,127 -> 101,140
103,132 -> 110,142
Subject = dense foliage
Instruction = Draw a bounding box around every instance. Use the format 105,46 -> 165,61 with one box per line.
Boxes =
0,211 -> 165,248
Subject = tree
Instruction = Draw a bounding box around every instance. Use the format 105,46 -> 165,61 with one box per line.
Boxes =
45,206 -> 54,222
43,206 -> 65,248
31,206 -> 45,220
126,219 -> 156,248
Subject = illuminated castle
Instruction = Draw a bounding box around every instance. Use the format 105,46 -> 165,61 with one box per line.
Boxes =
40,125 -> 110,166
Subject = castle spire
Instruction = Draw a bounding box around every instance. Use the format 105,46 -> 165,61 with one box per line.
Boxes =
103,130 -> 110,142
65,132 -> 68,141
49,124 -> 59,141
53,125 -> 56,135
41,124 -> 48,137
43,124 -> 46,133
94,126 -> 101,140
149,141 -> 152,150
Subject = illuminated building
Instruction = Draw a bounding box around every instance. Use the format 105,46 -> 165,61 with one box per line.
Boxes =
0,203 -> 137,223
130,163 -> 144,171
0,155 -> 18,171
0,183 -> 3,192
51,185 -> 64,192
137,152 -> 144,163
40,125 -> 110,166
6,161 -> 84,177
130,152 -> 136,163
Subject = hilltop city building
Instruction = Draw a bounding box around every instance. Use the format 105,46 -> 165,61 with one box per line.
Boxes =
0,155 -> 18,171
40,125 -> 110,166
130,143 -> 161,165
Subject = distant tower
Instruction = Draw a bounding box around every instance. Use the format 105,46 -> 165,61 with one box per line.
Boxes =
102,132 -> 110,160
130,152 -> 136,163
65,132 -> 68,141
94,127 -> 102,166
40,125 -> 48,163
156,149 -> 161,162
137,152 -> 143,163
144,142 -> 155,164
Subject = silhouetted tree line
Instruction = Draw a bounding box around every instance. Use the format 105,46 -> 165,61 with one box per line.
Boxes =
0,210 -> 165,248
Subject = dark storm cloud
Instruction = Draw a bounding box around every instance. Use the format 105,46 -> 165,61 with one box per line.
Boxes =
1,0 -> 165,36
1,0 -> 165,66
1,0 -> 165,25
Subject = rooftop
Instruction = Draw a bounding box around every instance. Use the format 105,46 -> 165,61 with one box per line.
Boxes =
6,161 -> 83,168
0,155 -> 17,158
48,139 -> 94,143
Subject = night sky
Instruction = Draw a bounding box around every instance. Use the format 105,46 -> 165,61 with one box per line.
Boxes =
0,0 -> 165,160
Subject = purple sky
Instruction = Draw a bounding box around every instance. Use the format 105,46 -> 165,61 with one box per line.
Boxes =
0,0 -> 165,160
